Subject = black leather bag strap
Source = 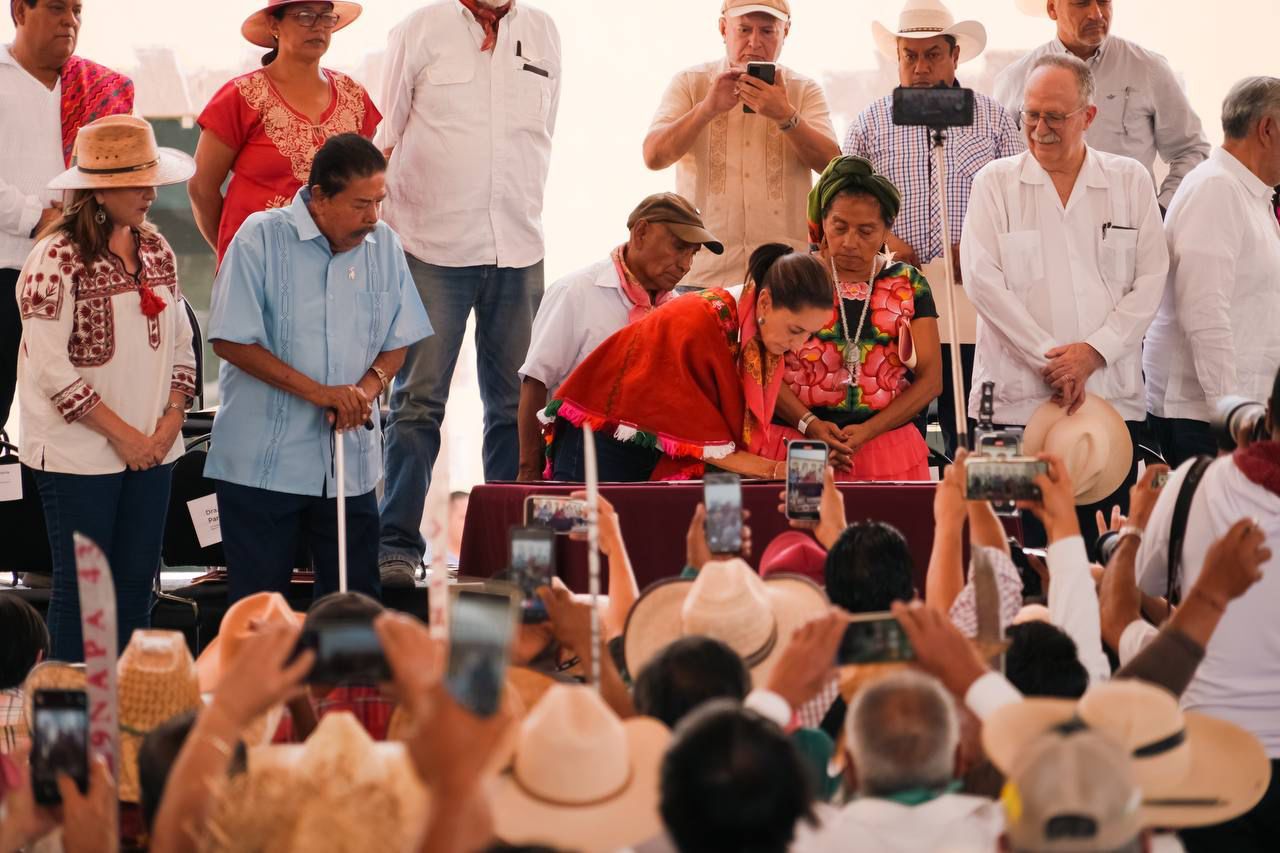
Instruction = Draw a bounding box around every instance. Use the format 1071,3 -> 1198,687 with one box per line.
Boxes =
1167,456 -> 1213,606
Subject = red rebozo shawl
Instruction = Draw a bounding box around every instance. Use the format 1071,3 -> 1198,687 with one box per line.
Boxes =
60,56 -> 135,166
543,285 -> 783,481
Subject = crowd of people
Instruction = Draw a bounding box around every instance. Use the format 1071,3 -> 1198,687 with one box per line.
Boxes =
2,0 -> 1279,849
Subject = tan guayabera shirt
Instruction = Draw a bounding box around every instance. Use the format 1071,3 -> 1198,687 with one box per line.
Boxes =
648,58 -> 838,288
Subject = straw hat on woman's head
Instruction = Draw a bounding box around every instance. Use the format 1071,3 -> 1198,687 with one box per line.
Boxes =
48,115 -> 194,191
242,0 -> 364,48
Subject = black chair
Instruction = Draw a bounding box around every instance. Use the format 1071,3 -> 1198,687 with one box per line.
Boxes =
0,435 -> 53,587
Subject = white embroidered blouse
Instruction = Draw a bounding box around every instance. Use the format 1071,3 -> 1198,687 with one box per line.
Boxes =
16,230 -> 196,474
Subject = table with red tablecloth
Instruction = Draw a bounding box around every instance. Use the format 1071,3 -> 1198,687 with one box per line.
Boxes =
458,481 -> 998,596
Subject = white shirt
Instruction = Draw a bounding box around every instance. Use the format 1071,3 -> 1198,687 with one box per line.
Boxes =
993,36 -> 1209,208
1046,536 -> 1111,686
961,148 -> 1169,423
0,44 -> 64,270
518,257 -> 629,391
1144,148 -> 1280,421
796,793 -> 1005,853
1136,453 -> 1280,757
377,1 -> 561,268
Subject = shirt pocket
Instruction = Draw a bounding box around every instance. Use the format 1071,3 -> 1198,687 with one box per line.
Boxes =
355,292 -> 392,365
996,230 -> 1045,293
1100,226 -> 1139,290
510,53 -> 555,128
417,54 -> 478,118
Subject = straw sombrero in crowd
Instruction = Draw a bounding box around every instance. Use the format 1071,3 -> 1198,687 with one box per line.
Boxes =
1023,394 -> 1133,505
1014,0 -> 1051,17
983,680 -> 1271,828
623,558 -> 829,686
22,661 -> 88,725
872,0 -> 988,65
117,630 -> 202,803
492,684 -> 671,853
48,115 -> 194,191
241,0 -> 364,48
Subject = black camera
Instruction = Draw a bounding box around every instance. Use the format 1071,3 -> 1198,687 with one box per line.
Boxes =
891,86 -> 975,128
1212,396 -> 1268,452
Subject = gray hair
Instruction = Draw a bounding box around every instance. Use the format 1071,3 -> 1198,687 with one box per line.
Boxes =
1027,53 -> 1096,107
845,670 -> 959,797
1221,76 -> 1280,140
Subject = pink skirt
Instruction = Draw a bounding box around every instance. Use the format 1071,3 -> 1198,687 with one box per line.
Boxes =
763,422 -> 930,482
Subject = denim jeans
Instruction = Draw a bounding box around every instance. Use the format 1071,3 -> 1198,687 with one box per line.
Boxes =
379,256 -> 543,565
215,480 -> 380,604
34,463 -> 174,661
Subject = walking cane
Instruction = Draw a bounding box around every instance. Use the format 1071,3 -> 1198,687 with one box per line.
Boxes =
334,421 -> 349,594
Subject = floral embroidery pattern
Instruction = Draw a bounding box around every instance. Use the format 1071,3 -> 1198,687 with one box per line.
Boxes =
171,364 -> 197,398
695,287 -> 740,355
765,121 -> 785,202
859,344 -> 910,410
708,114 -> 728,196
19,269 -> 64,321
51,378 -> 100,424
235,70 -> 371,183
786,334 -> 851,409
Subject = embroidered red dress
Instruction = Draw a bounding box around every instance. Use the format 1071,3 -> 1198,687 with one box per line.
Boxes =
197,68 -> 381,262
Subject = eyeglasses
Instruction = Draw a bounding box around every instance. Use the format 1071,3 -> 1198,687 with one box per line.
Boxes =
1019,106 -> 1088,129
286,10 -> 341,29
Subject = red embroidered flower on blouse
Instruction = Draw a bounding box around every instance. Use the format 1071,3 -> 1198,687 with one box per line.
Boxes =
870,276 -> 916,338
784,338 -> 850,409
858,344 -> 909,410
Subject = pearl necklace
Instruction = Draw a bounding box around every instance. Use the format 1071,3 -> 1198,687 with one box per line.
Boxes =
831,250 -> 894,389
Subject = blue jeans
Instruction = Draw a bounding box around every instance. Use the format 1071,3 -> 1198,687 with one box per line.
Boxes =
34,464 -> 174,661
215,480 -> 380,604
379,256 -> 543,565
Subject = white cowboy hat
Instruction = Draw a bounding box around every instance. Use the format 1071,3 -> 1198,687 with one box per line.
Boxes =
48,116 -> 195,191
872,0 -> 988,65
241,0 -> 364,49
1015,0 -> 1051,17
491,684 -> 671,853
983,680 -> 1272,829
623,558 -> 829,686
1023,393 -> 1133,505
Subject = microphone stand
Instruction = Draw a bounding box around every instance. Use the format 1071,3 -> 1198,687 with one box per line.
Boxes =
930,126 -> 970,453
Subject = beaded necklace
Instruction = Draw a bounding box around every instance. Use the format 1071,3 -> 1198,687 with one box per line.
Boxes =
831,251 -> 890,388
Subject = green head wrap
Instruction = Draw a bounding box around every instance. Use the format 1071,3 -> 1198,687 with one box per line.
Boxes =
806,155 -> 902,245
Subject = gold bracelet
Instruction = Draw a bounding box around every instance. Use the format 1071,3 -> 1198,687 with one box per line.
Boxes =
369,365 -> 390,393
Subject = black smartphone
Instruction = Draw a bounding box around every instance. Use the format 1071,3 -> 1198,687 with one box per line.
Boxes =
295,620 -> 392,684
786,439 -> 827,521
446,586 -> 518,717
743,61 -> 777,114
891,85 -> 976,128
31,689 -> 89,806
965,457 -> 1049,503
703,471 -> 743,555
509,526 -> 555,623
836,613 -> 915,665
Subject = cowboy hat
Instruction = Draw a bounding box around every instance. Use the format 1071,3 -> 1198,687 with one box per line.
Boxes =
1015,0 -> 1051,17
196,592 -> 305,694
983,680 -> 1271,828
1023,394 -> 1133,505
492,684 -> 671,853
117,630 -> 202,803
623,558 -> 829,686
872,0 -> 988,65
241,0 -> 363,49
48,115 -> 195,191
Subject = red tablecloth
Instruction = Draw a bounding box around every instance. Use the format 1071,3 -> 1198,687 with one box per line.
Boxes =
459,481 -> 973,595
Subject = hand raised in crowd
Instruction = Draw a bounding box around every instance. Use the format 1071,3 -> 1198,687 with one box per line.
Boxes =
0,745 -> 60,852
1042,343 -> 1105,415
314,383 -> 371,432
536,580 -> 595,662
737,67 -> 793,122
58,755 -> 118,853
891,600 -> 991,700
763,608 -> 847,711
569,490 -> 624,559
805,420 -> 855,471
934,449 -> 967,526
687,502 -> 753,569
375,611 -> 445,713
701,69 -> 744,116
1017,453 -> 1080,543
209,620 -> 313,730
1096,464 -> 1169,538
1192,517 -> 1270,610
779,465 -> 846,550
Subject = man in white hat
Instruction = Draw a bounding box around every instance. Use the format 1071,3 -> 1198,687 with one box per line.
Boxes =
995,0 -> 1209,212
1143,77 -> 1280,467
642,0 -> 840,289
847,0 -> 1024,458
962,53 -> 1168,526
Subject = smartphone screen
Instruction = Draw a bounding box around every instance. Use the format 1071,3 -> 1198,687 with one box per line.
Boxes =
446,587 -> 516,717
509,526 -> 555,622
835,614 -> 915,665
31,689 -> 89,806
966,458 -> 1048,503
300,620 -> 392,685
524,496 -> 589,535
703,472 -> 743,555
786,440 -> 828,520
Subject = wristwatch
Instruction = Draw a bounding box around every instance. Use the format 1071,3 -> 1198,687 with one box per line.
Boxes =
798,412 -> 817,435
778,111 -> 800,132
368,365 -> 390,394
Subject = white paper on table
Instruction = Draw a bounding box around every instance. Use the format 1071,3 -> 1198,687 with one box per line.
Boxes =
0,464 -> 21,501
186,493 -> 222,548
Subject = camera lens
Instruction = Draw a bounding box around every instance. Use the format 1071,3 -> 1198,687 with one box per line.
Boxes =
1212,396 -> 1266,452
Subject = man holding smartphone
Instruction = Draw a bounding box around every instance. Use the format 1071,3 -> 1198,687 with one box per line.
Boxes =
643,0 -> 840,289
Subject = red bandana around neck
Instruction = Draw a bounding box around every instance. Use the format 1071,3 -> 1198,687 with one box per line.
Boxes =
612,244 -> 674,324
59,56 -> 135,166
459,0 -> 512,52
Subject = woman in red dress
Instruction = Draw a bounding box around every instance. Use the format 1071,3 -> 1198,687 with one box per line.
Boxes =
188,1 -> 378,264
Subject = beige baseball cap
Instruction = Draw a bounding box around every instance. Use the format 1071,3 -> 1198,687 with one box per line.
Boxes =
627,193 -> 724,254
721,0 -> 791,21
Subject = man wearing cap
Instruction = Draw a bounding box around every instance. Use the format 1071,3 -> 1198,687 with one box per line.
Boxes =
642,0 -> 840,289
962,54 -> 1168,524
845,0 -> 1024,458
995,0 -> 1209,212
516,192 -> 722,480
1,0 -> 134,433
